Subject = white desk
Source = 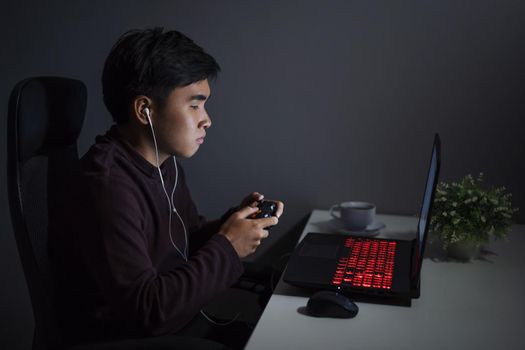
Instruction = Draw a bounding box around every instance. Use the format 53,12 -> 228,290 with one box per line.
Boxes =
245,210 -> 525,350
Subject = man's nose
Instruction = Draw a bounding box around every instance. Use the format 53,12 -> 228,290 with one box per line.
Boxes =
201,111 -> 212,129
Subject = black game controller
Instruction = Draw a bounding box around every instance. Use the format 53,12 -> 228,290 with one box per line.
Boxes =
249,200 -> 278,219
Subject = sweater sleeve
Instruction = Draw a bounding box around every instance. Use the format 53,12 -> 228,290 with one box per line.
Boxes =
77,175 -> 244,336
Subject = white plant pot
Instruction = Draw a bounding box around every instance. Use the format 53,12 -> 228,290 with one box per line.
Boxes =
446,241 -> 480,261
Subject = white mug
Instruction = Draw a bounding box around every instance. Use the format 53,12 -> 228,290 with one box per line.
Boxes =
330,201 -> 376,230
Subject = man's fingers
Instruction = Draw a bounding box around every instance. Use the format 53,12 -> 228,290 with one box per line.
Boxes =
251,240 -> 262,252
274,201 -> 284,218
255,216 -> 278,228
240,192 -> 264,208
248,192 -> 264,207
252,192 -> 264,201
237,206 -> 259,218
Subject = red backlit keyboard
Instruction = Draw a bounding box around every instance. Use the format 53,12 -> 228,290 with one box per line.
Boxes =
331,237 -> 397,290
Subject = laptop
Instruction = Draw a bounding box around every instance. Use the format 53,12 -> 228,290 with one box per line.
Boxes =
283,134 -> 441,300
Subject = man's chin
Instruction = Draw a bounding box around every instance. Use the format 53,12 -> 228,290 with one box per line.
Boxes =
173,148 -> 198,159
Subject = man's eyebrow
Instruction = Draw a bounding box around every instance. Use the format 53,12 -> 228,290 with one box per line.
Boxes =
189,94 -> 208,101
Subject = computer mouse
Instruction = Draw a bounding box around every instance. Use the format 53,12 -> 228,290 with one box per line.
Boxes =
306,291 -> 359,318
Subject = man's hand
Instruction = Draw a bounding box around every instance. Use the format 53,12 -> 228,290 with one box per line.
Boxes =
219,206 -> 278,258
239,192 -> 284,218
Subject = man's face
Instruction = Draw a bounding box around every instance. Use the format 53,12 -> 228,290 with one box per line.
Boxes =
153,79 -> 212,159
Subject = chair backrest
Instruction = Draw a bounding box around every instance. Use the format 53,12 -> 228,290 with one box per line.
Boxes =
7,77 -> 87,350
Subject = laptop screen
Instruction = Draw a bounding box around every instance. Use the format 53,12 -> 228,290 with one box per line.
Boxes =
414,134 -> 441,276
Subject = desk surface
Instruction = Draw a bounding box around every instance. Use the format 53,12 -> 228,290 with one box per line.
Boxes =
245,210 -> 525,350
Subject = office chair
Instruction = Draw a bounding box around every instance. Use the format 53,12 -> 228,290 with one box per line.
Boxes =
7,77 -> 230,350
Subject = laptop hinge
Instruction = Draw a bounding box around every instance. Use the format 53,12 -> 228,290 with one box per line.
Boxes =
410,273 -> 421,299
409,239 -> 421,299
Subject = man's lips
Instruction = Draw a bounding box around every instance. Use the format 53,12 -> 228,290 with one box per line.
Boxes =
196,136 -> 205,145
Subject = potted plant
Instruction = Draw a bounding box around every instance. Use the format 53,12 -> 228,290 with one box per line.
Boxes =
430,173 -> 518,261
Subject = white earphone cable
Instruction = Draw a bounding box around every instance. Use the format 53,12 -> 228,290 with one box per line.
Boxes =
171,157 -> 189,259
147,117 -> 188,262
199,309 -> 241,326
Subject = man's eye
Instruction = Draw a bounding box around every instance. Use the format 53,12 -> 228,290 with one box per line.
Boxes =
190,105 -> 199,110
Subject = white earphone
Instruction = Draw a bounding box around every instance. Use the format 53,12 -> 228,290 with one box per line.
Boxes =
144,106 -> 188,261
144,107 -> 152,124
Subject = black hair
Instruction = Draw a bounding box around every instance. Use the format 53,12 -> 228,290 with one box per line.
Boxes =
102,27 -> 220,124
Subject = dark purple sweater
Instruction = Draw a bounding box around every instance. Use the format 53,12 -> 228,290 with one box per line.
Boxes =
49,126 -> 243,343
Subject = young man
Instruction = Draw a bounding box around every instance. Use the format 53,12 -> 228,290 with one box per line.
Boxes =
49,28 -> 284,348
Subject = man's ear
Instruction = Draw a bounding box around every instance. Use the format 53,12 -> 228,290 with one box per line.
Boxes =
132,96 -> 154,126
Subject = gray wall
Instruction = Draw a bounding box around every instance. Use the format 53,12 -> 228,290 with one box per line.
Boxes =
2,0 -> 524,348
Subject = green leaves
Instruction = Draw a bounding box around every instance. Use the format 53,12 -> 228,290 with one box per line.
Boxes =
430,173 -> 518,248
